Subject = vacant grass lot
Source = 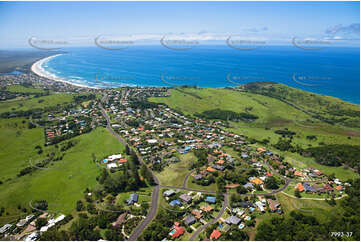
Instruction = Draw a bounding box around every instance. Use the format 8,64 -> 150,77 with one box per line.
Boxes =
0,128 -> 124,224
276,193 -> 333,221
156,152 -> 196,187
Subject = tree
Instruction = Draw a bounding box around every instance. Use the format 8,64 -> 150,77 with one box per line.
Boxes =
237,185 -> 248,194
125,145 -> 131,155
294,189 -> 301,198
76,200 -> 84,211
36,218 -> 48,229
264,177 -> 279,190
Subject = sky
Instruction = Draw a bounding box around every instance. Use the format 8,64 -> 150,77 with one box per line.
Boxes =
0,1 -> 359,48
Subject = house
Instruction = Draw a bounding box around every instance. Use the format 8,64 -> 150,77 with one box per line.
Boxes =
241,153 -> 249,158
308,173 -> 318,178
311,184 -> 323,192
303,184 -> 317,193
225,216 -> 241,225
294,171 -> 304,177
201,205 -> 213,212
127,193 -> 139,205
112,212 -> 128,227
207,167 -> 217,172
192,209 -> 202,219
296,183 -> 304,192
108,154 -> 122,161
179,194 -> 192,203
16,219 -> 28,227
24,232 -> 38,241
243,182 -> 254,189
336,185 -> 344,191
169,226 -> 185,238
323,184 -> 334,192
206,196 -> 216,204
0,224 -> 12,234
257,147 -> 266,153
210,229 -> 221,240
107,163 -> 118,169
250,178 -> 263,185
267,199 -> 280,212
183,215 -> 196,226
163,190 -> 176,197
212,164 -> 225,171
169,200 -> 182,207
216,160 -> 225,165
255,201 -> 265,212
194,174 -> 203,180
232,208 -> 245,217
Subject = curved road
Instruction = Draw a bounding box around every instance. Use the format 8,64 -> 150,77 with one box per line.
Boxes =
190,194 -> 228,241
99,104 -> 160,241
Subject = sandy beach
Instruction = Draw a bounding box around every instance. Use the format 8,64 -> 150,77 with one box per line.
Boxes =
31,54 -> 98,89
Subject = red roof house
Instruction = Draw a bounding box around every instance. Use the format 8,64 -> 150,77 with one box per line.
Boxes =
210,229 -> 221,240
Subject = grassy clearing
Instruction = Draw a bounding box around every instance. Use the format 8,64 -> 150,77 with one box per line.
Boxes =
0,93 -> 74,113
0,128 -> 124,224
156,152 -> 196,187
0,118 -> 48,181
276,193 -> 333,221
6,85 -> 46,94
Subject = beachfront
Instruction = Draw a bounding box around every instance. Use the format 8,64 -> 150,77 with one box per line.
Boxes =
31,54 -> 97,89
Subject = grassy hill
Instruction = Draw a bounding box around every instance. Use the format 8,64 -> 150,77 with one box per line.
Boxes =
149,84 -> 359,179
240,82 -> 360,128
149,85 -> 359,146
0,126 -> 124,225
0,92 -> 74,114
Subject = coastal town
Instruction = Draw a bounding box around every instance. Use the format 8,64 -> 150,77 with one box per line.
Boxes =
0,68 -> 355,241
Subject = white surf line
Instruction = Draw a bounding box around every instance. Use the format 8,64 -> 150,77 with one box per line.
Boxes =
31,54 -> 99,89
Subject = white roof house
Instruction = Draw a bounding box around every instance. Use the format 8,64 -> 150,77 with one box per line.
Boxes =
108,154 -> 122,161
107,163 -> 118,169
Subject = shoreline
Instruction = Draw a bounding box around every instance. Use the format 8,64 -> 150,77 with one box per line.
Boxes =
31,54 -> 98,89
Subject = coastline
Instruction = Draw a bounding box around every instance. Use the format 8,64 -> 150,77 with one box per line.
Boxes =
31,54 -> 98,89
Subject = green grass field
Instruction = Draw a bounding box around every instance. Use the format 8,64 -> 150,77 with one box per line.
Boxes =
156,152 -> 196,187
6,85 -> 46,94
276,192 -> 333,221
0,118 -> 48,181
0,93 -> 74,114
0,127 -> 124,225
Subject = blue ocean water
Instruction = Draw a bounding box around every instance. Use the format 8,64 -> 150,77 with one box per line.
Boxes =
43,45 -> 360,104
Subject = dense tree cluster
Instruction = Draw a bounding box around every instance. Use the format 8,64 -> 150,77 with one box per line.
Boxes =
304,144 -> 360,170
195,109 -> 258,122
